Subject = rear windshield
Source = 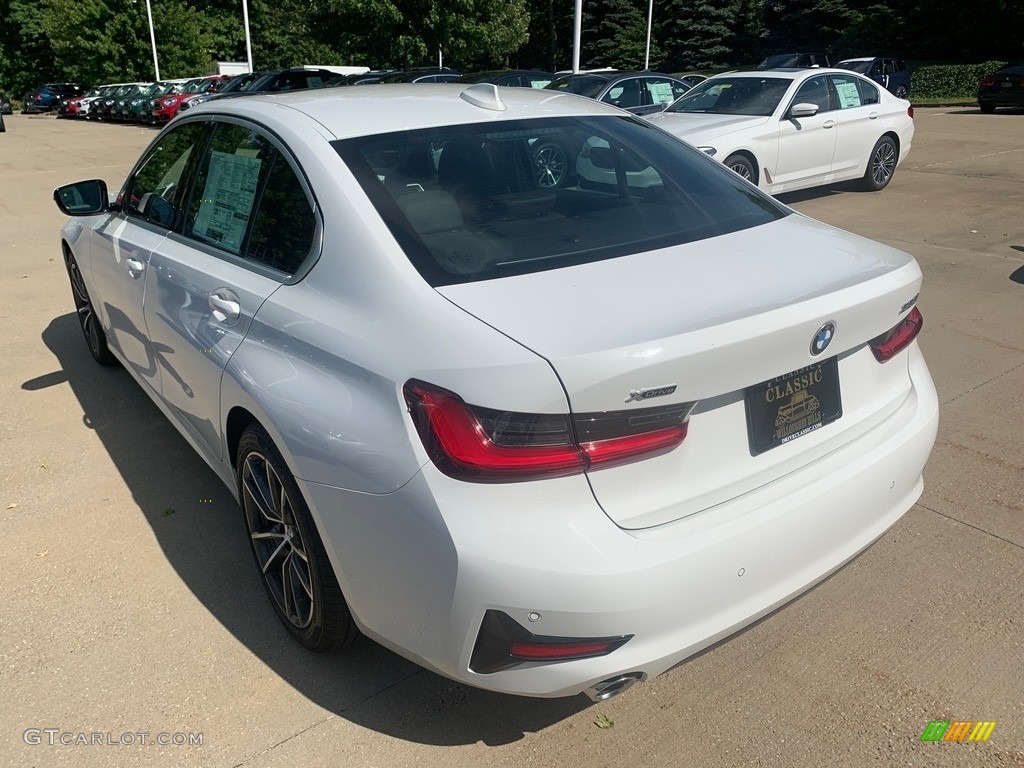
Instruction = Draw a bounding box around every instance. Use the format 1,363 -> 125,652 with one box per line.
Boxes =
333,116 -> 788,286
546,76 -> 609,98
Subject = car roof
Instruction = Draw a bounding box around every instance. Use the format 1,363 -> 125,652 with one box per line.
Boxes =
708,69 -> 806,80
837,57 -> 875,63
189,83 -> 626,140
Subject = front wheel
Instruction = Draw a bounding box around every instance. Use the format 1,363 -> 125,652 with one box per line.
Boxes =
724,153 -> 757,184
894,85 -> 909,99
861,136 -> 898,192
63,249 -> 116,365
237,426 -> 357,652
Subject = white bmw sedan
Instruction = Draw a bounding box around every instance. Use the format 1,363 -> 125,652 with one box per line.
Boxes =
645,69 -> 915,194
53,83 -> 937,701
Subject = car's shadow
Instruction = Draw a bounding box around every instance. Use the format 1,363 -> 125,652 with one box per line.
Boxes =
24,313 -> 588,746
774,181 -> 863,205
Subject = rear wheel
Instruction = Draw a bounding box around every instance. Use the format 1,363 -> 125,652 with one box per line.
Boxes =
63,249 -> 116,365
861,136 -> 898,191
979,102 -> 996,114
724,153 -> 757,184
238,425 -> 357,652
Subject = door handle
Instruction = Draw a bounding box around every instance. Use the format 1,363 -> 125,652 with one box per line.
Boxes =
209,291 -> 240,322
869,112 -> 879,119
126,258 -> 144,279
823,120 -> 835,129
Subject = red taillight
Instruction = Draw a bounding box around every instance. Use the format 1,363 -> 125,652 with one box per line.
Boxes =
470,610 -> 633,673
404,380 -> 694,482
870,307 -> 923,362
980,77 -> 995,87
907,106 -> 914,119
510,640 -> 615,660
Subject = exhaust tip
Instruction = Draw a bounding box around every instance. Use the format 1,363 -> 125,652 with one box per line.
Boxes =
585,673 -> 642,701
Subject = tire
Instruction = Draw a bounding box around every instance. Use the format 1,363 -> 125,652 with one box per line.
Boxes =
237,425 -> 357,652
724,153 -> 757,184
533,141 -> 569,188
979,102 -> 996,114
63,249 -> 116,365
861,136 -> 898,192
894,85 -> 909,99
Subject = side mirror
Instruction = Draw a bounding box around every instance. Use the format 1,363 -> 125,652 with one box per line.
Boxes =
789,102 -> 820,118
54,179 -> 111,215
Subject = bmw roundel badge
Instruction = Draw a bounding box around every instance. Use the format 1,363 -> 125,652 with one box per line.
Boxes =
810,322 -> 835,356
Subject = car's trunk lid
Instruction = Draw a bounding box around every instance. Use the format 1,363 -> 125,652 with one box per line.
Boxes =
437,215 -> 923,528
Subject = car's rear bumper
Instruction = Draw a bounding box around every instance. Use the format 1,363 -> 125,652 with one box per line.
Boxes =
299,343 -> 938,698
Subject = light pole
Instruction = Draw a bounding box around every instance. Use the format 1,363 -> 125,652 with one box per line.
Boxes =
572,0 -> 582,73
242,0 -> 254,71
144,0 -> 160,80
644,0 -> 653,70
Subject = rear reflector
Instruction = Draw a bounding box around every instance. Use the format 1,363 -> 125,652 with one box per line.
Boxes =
470,610 -> 632,673
870,307 -> 923,362
405,380 -> 695,482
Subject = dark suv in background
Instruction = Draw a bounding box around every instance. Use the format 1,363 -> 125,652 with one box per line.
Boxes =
757,53 -> 831,69
836,57 -> 911,98
24,83 -> 89,113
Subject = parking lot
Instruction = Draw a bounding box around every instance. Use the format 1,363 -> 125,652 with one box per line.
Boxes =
1,108 -> 1022,767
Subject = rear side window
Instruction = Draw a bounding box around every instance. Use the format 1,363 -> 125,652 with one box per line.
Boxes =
333,116 -> 787,286
246,157 -> 316,274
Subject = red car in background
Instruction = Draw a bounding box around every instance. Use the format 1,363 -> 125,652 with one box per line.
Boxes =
150,75 -> 230,123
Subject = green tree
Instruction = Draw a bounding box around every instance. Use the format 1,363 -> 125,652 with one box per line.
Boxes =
581,0 -> 663,70
3,0 -> 60,95
318,0 -> 530,70
760,0 -> 858,53
658,0 -> 741,70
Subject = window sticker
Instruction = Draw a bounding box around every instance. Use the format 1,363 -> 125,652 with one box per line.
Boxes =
835,81 -> 862,108
192,150 -> 262,252
648,82 -> 675,104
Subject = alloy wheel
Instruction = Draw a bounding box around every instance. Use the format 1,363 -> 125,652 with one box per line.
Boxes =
65,253 -> 103,358
534,144 -> 567,188
871,141 -> 896,187
241,452 -> 315,629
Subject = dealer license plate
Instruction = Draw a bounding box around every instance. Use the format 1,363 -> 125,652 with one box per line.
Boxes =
745,358 -> 842,455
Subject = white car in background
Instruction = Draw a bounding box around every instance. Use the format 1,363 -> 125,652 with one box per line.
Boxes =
54,83 -> 937,701
646,68 -> 915,194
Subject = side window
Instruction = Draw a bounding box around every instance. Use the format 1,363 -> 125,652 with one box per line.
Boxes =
123,122 -> 208,229
184,123 -> 276,255
602,79 -> 642,108
869,61 -> 884,78
183,121 -> 315,275
855,77 -> 881,106
645,78 -> 680,107
527,75 -> 552,89
246,158 -> 316,275
830,75 -> 866,109
793,75 -> 831,113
